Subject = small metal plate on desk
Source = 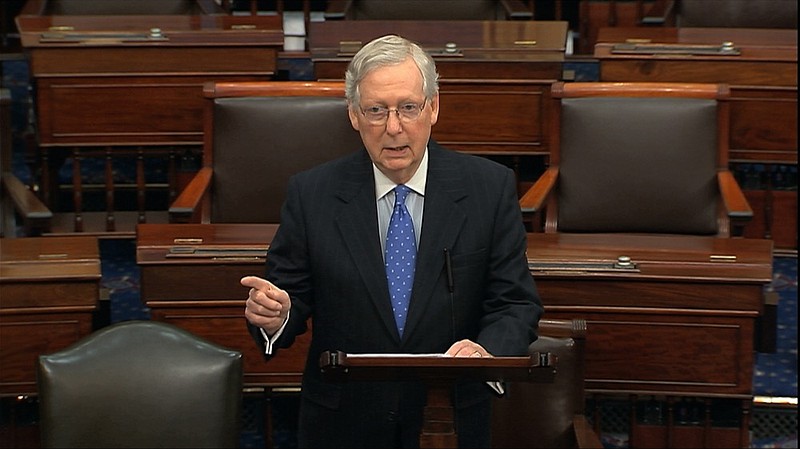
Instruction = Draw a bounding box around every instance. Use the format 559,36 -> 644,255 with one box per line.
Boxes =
529,261 -> 640,273
611,43 -> 740,56
166,246 -> 267,258
39,32 -> 168,43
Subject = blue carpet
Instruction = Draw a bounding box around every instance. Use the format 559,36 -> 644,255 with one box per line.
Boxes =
754,257 -> 798,399
99,239 -> 150,323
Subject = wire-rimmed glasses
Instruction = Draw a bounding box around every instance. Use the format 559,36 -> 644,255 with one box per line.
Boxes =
359,99 -> 428,125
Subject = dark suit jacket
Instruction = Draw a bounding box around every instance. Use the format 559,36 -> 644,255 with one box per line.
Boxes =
248,140 -> 542,448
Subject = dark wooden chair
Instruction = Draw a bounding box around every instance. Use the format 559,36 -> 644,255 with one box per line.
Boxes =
492,318 -> 602,448
519,81 -> 752,237
37,320 -> 243,448
641,0 -> 798,28
1,87 -> 52,237
169,81 -> 363,224
324,0 -> 533,20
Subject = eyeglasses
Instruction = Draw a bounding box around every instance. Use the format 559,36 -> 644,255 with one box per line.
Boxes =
359,99 -> 427,125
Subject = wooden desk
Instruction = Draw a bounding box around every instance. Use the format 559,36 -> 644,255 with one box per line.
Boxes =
594,27 -> 798,250
309,20 -> 568,159
136,223 -> 309,388
15,0 -> 283,233
527,232 -> 774,448
0,236 -> 101,397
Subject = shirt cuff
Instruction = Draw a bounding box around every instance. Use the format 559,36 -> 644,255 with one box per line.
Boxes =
258,309 -> 290,355
488,380 -> 505,395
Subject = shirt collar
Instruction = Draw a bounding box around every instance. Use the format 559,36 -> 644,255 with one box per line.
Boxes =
373,147 -> 428,200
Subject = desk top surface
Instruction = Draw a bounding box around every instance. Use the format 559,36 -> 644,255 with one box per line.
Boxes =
16,0 -> 283,48
595,27 -> 797,63
1,236 -> 99,263
527,233 -> 773,282
136,224 -> 774,282
309,20 -> 569,62
597,27 -> 797,47
136,223 -> 278,265
0,236 -> 101,283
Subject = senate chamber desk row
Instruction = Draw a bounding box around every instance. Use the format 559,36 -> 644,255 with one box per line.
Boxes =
7,0 -> 797,252
1,223 -> 775,448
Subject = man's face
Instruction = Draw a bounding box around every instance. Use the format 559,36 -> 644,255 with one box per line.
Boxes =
348,57 -> 439,185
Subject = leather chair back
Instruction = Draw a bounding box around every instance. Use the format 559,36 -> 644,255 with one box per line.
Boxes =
558,94 -> 719,234
37,320 -> 243,448
208,93 -> 362,223
43,0 -> 224,15
518,82 -> 751,237
492,318 -> 598,448
676,0 -> 797,28
342,0 -> 510,20
169,81 -> 363,224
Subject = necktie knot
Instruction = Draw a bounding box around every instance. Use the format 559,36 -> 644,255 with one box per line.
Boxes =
394,184 -> 411,206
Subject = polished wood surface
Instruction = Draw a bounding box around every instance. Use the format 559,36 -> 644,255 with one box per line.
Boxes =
136,224 -> 772,447
0,236 -> 101,396
136,223 -> 310,388
320,350 -> 555,449
309,20 -> 568,157
527,232 -> 773,448
139,224 -> 774,396
16,1 -> 283,148
526,232 -> 773,396
15,0 -> 283,234
593,27 -> 797,250
595,27 -> 797,163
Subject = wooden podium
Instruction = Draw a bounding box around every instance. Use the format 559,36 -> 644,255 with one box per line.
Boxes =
319,351 -> 556,448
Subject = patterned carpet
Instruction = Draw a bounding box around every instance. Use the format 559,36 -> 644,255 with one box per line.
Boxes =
754,257 -> 798,400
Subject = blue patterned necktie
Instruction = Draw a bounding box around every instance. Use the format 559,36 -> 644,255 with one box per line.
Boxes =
385,185 -> 417,337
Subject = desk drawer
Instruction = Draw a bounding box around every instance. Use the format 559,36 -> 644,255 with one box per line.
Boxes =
544,309 -> 754,396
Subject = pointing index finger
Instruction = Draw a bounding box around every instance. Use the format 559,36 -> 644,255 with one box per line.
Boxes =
240,275 -> 273,292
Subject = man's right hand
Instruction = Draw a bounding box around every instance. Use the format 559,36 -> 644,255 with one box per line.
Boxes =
242,276 -> 291,336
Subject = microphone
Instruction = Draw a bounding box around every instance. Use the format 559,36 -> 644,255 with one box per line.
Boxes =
444,248 -> 455,342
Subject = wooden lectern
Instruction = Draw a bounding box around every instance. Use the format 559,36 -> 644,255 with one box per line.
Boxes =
319,350 -> 556,448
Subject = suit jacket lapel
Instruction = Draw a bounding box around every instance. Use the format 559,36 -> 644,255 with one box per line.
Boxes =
332,145 -> 469,343
403,143 -> 467,340
334,151 -> 400,338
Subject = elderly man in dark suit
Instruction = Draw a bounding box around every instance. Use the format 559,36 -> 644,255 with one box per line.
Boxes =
242,34 -> 542,448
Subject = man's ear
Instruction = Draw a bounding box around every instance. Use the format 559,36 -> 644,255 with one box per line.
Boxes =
348,105 -> 361,131
429,93 -> 440,126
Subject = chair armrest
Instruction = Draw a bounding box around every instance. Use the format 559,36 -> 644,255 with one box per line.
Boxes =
640,0 -> 676,25
519,167 -> 558,214
196,0 -> 227,15
538,318 -> 586,340
573,414 -> 604,449
1,171 -> 52,236
718,170 -> 753,221
501,0 -> 534,20
323,0 -> 352,20
168,167 -> 213,223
